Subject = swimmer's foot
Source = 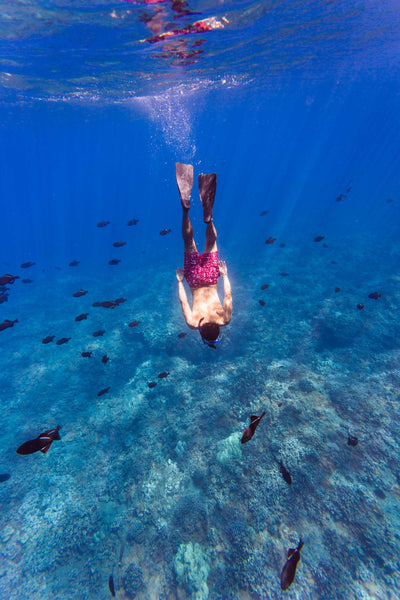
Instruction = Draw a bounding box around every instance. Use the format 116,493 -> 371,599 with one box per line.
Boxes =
198,173 -> 216,223
175,163 -> 193,209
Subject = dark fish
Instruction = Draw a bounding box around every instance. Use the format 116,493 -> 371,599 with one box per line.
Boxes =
129,320 -> 140,327
75,313 -> 89,322
73,289 -> 88,298
158,371 -> 169,378
20,261 -> 35,268
97,387 -> 110,397
260,284 -> 269,290
280,272 -> 289,277
148,382 -> 157,388
102,354 -> 109,364
368,291 -> 381,300
127,218 -> 139,226
265,236 -> 276,244
21,278 -> 33,283
331,260 -> 337,264
387,198 -> 394,203
0,274 -> 19,286
81,351 -> 92,358
108,259 -> 121,265
115,297 -> 126,305
280,539 -> 304,590
177,332 -> 187,338
16,425 -> 61,455
348,435 -> 358,447
336,193 -> 345,201
56,337 -> 71,345
160,228 -> 171,236
259,300 -> 266,307
322,243 -> 328,248
0,294 -> 8,304
260,210 -> 269,216
93,330 -> 106,337
97,220 -> 110,228
113,241 -> 126,247
0,473 -> 11,483
335,287 -> 341,293
357,303 -> 364,310
108,574 -> 116,597
279,243 -> 286,247
42,335 -> 55,344
69,260 -> 80,267
279,461 -> 292,485
314,235 -> 324,242
93,301 -> 117,309
0,319 -> 18,332
241,412 -> 266,444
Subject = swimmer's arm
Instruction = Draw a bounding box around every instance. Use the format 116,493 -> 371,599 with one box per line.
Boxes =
221,273 -> 232,323
177,279 -> 197,329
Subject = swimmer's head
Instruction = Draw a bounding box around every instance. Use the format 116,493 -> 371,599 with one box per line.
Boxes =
198,319 -> 220,348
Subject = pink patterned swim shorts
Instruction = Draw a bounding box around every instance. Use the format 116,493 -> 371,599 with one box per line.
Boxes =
184,251 -> 220,289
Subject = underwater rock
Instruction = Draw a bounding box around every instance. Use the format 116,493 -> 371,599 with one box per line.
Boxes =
217,432 -> 242,464
298,379 -> 315,393
121,563 -> 143,599
174,542 -> 210,599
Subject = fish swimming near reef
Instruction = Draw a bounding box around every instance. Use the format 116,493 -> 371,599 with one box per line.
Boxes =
348,435 -> 358,446
279,461 -> 292,485
75,313 -> 89,322
148,382 -> 157,389
0,274 -> 19,286
82,351 -> 92,358
93,330 -> 106,337
115,297 -> 126,305
129,320 -> 140,327
260,284 -> 269,290
16,425 -> 61,455
73,289 -> 88,298
260,210 -> 269,216
357,303 -> 364,310
314,235 -> 324,242
368,291 -> 381,300
93,300 -> 117,309
0,293 -> 8,304
241,412 -> 266,444
21,278 -> 33,283
20,261 -> 35,268
160,228 -> 171,236
335,287 -> 341,293
69,260 -> 80,267
42,335 -> 55,344
97,220 -> 110,228
0,473 -> 11,483
113,241 -> 126,248
259,300 -> 266,306
280,272 -> 289,277
56,337 -> 71,345
127,218 -> 139,226
97,387 -> 110,397
0,319 -> 18,332
265,237 -> 276,244
108,259 -> 121,265
158,371 -> 169,378
102,354 -> 109,364
280,539 -> 303,590
177,332 -> 187,338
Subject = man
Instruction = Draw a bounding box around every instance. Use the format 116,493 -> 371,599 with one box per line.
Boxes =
175,163 -> 232,348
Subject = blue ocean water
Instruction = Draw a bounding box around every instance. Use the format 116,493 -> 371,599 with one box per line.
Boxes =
1,1 -> 400,599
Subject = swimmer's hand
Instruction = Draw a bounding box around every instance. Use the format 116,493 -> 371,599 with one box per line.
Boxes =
176,268 -> 184,282
219,261 -> 228,276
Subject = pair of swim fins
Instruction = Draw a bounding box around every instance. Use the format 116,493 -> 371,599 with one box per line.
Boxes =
175,163 -> 215,222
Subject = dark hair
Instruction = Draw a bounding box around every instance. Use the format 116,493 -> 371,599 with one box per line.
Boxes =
199,322 -> 220,343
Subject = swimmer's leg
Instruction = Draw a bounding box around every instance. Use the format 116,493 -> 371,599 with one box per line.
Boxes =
176,163 -> 193,209
198,172 -> 216,223
204,220 -> 217,254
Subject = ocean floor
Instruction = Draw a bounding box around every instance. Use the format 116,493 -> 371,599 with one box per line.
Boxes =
1,232 -> 400,599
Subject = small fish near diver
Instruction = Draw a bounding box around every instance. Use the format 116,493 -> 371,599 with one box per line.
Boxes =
16,425 -> 61,455
280,539 -> 304,590
241,412 -> 266,444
